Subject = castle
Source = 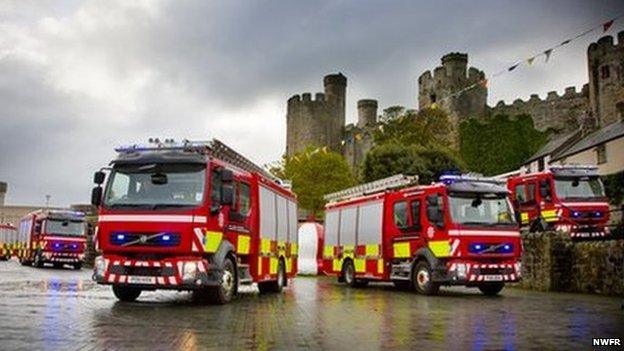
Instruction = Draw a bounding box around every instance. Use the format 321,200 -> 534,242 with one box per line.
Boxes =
285,31 -> 624,169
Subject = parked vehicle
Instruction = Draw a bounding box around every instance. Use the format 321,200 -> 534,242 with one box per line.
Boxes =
17,210 -> 87,269
0,224 -> 17,260
322,174 -> 522,296
506,165 -> 610,238
91,139 -> 298,304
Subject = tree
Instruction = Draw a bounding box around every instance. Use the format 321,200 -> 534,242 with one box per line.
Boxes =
362,143 -> 464,184
459,114 -> 549,176
270,147 -> 356,218
373,107 -> 453,148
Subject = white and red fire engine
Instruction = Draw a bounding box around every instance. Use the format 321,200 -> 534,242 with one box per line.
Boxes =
322,174 -> 522,296
17,210 -> 87,269
0,223 -> 17,260
505,165 -> 610,239
91,139 -> 298,304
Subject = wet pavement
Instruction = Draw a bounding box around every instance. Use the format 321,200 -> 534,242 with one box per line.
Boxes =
0,259 -> 623,350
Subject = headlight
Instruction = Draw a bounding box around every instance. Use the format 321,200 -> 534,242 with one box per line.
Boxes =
183,262 -> 197,280
456,263 -> 467,279
95,257 -> 105,275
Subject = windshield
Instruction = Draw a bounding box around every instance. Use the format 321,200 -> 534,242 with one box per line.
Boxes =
449,192 -> 515,226
554,177 -> 605,199
104,163 -> 206,209
46,219 -> 85,236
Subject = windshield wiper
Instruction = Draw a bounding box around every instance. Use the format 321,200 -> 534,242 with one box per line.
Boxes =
109,203 -> 150,208
461,221 -> 496,226
150,204 -> 192,210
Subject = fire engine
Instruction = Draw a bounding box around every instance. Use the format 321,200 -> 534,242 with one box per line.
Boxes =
17,210 -> 87,269
91,139 -> 298,304
505,165 -> 610,238
322,174 -> 522,296
0,224 -> 17,260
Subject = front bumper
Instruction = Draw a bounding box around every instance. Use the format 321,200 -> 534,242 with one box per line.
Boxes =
42,251 -> 84,263
93,255 -> 222,290
435,260 -> 521,285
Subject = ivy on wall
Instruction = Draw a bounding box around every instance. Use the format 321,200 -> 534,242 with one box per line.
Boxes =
459,114 -> 549,176
602,170 -> 624,206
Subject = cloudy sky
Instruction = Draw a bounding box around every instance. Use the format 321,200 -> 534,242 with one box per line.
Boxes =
0,0 -> 622,207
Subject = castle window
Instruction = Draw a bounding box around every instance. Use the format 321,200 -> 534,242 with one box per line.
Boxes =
600,65 -> 610,79
430,94 -> 437,103
596,144 -> 607,165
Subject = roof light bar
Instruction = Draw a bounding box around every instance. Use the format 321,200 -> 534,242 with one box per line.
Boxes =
439,173 -> 504,185
548,164 -> 598,171
324,174 -> 418,203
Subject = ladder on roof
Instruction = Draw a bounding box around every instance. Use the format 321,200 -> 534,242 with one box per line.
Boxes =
115,138 -> 281,183
324,174 -> 418,203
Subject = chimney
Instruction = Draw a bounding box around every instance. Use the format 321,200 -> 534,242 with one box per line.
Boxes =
0,182 -> 6,206
580,112 -> 598,137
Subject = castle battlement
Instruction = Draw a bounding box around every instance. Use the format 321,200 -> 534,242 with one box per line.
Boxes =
494,84 -> 589,107
588,31 -> 624,56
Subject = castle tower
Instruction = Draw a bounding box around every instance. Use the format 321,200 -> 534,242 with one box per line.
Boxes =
357,99 -> 378,128
285,73 -> 347,156
0,182 -> 6,206
587,31 -> 624,127
418,53 -> 487,146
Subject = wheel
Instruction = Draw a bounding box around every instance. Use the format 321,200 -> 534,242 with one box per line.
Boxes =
393,280 -> 413,291
413,261 -> 440,295
112,285 -> 142,302
342,260 -> 355,286
74,263 -> 82,270
20,257 -> 31,266
478,282 -> 505,296
207,255 -> 237,304
258,259 -> 285,294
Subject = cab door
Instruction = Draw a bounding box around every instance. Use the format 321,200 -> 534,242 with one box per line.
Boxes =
390,195 -> 424,260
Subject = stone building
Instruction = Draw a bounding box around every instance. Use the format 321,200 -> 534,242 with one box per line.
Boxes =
285,31 -> 624,170
0,182 -> 6,206
418,52 -> 487,142
285,73 -> 378,170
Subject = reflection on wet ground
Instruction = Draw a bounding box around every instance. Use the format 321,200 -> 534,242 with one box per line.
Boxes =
1,259 -> 623,350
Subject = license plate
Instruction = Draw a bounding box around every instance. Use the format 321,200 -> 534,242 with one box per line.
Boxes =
483,275 -> 503,281
128,276 -> 156,284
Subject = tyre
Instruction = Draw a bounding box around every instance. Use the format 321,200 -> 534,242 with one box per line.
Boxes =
207,255 -> 237,304
393,280 -> 413,291
258,259 -> 285,294
341,260 -> 367,288
74,263 -> 82,270
478,282 -> 505,296
413,261 -> 440,295
112,285 -> 142,302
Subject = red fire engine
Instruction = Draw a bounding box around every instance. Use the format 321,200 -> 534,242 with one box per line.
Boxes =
322,174 -> 522,296
17,210 -> 87,269
506,165 -> 610,238
91,139 -> 298,304
0,224 -> 17,260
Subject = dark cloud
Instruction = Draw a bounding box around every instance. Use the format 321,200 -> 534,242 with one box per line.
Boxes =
0,0 -> 622,205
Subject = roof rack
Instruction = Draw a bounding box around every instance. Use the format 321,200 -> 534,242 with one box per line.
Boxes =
548,164 -> 598,171
115,138 -> 282,183
324,174 -> 418,203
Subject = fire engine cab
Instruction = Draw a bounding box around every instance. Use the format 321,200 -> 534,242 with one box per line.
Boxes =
322,174 -> 522,296
91,139 -> 298,304
506,165 -> 610,238
17,210 -> 87,269
0,224 -> 17,260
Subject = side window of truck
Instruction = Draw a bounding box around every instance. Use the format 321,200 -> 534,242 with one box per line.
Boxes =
210,170 -> 222,204
393,201 -> 408,229
515,184 -> 526,203
411,200 -> 421,231
526,183 -> 537,204
239,182 -> 251,217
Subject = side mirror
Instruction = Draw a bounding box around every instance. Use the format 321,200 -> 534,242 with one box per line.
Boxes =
93,171 -> 105,185
221,184 -> 234,206
221,169 -> 234,183
91,186 -> 103,207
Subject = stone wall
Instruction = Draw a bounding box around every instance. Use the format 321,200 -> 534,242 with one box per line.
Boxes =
588,31 -> 624,128
490,85 -> 589,133
519,232 -> 624,295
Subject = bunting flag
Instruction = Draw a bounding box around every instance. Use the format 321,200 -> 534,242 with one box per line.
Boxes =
341,140 -> 346,146
544,49 -> 553,63
430,102 -> 438,109
479,79 -> 488,88
603,19 -> 614,32
355,133 -> 362,141
560,39 -> 571,46
527,56 -> 536,65
508,63 -> 519,72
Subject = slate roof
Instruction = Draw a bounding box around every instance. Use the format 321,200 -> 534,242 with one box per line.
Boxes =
526,130 -> 580,163
551,120 -> 624,161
